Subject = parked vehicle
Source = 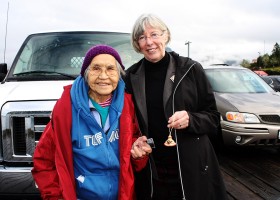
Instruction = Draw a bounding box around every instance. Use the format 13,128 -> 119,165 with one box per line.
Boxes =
0,31 -> 142,198
261,75 -> 280,92
203,65 -> 280,147
253,70 -> 268,76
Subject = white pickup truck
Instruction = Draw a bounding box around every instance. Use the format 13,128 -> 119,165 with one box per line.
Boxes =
0,31 -> 142,199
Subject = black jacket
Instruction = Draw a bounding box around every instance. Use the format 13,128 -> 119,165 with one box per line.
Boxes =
125,51 -> 228,200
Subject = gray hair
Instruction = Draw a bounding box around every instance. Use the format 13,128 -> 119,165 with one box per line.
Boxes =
131,13 -> 171,53
84,61 -> 125,83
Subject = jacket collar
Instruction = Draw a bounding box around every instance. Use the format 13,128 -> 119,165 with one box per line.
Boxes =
130,60 -> 148,130
163,54 -> 176,113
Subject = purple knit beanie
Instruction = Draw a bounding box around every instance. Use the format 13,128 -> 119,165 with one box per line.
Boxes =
80,45 -> 125,76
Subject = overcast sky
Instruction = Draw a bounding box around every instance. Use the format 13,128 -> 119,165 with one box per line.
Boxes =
0,0 -> 279,67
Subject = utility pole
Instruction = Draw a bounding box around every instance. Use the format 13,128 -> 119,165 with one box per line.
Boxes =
185,41 -> 191,57
264,40 -> 265,55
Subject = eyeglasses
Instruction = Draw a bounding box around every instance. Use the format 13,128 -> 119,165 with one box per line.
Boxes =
88,65 -> 118,77
138,32 -> 165,44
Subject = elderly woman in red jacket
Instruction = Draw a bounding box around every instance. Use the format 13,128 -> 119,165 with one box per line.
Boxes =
32,45 -> 152,200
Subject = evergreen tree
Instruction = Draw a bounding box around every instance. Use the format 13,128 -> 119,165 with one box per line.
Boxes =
272,43 -> 280,57
257,56 -> 264,68
271,43 -> 280,66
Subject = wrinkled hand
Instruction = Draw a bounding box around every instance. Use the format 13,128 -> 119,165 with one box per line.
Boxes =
167,110 -> 189,129
131,136 -> 152,159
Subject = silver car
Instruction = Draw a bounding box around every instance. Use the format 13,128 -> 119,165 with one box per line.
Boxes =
204,65 -> 280,146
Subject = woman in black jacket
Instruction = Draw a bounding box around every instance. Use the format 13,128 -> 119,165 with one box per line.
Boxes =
125,13 -> 228,200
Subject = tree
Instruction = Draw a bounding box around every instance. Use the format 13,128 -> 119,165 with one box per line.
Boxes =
262,54 -> 270,68
240,59 -> 251,68
257,56 -> 264,68
246,42 -> 280,69
270,55 -> 278,67
271,43 -> 280,66
271,43 -> 280,58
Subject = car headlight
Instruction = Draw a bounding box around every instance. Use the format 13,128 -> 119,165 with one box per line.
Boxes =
226,112 -> 260,123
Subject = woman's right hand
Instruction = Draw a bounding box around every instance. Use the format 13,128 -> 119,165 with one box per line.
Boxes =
131,136 -> 152,159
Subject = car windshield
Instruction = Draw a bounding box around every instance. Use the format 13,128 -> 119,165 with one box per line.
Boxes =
204,68 -> 274,93
274,76 -> 280,83
8,32 -> 143,81
261,76 -> 273,85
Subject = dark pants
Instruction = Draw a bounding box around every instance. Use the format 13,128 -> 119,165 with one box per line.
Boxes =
152,165 -> 183,200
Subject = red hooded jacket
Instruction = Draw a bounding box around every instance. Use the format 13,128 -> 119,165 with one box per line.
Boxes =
32,85 -> 148,200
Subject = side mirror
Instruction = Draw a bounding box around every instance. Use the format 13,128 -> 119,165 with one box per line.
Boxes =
0,63 -> 8,81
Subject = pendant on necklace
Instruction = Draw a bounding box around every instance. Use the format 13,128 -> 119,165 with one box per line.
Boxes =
164,128 -> 176,147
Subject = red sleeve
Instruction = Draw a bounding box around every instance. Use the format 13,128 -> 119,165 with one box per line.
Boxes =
131,156 -> 149,172
129,95 -> 149,171
31,122 -> 63,200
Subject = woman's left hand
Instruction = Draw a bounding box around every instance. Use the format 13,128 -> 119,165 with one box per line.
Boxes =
131,136 -> 152,159
167,110 -> 189,129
